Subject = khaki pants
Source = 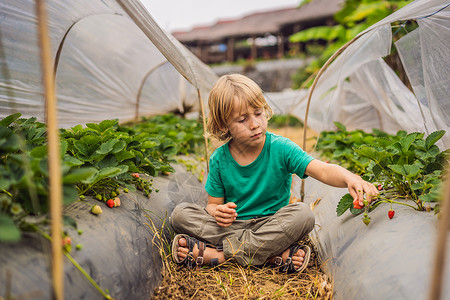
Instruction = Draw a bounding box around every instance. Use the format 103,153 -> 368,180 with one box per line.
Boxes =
170,202 -> 315,266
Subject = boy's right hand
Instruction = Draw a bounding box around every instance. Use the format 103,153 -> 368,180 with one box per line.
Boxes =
214,202 -> 238,227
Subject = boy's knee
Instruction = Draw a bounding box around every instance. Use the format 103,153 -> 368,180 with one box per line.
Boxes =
170,202 -> 204,233
295,202 -> 315,230
281,202 -> 315,238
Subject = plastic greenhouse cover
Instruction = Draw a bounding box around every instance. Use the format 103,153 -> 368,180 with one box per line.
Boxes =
0,0 -> 217,128
286,0 -> 450,149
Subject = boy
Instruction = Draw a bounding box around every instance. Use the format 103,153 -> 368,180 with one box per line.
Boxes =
171,74 -> 378,272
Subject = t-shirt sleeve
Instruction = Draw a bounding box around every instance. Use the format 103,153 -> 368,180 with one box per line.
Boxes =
204,151 -> 225,197
284,138 -> 314,179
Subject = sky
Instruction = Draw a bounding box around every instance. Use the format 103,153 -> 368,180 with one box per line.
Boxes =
141,0 -> 301,33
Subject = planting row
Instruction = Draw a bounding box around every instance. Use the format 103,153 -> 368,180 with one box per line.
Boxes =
315,122 -> 449,225
0,113 -> 205,242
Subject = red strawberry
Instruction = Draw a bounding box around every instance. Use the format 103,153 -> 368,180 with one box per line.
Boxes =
388,209 -> 395,219
377,184 -> 382,191
353,199 -> 363,209
132,173 -> 139,178
63,236 -> 72,246
106,199 -> 114,208
62,236 -> 72,252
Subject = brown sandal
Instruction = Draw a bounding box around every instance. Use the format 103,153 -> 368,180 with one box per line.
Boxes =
274,244 -> 311,273
171,234 -> 221,268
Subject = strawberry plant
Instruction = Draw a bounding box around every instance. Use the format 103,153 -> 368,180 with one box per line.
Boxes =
0,114 -> 97,241
315,122 -> 390,176
320,123 -> 449,225
0,113 -> 206,241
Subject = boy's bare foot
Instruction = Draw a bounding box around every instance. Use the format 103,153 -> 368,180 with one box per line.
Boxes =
177,237 -> 225,265
267,247 -> 306,270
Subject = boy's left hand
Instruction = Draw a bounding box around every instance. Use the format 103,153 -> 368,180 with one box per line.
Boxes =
347,176 -> 379,206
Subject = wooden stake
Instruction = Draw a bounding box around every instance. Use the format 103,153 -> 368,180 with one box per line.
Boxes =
300,33 -> 366,200
36,1 -> 63,299
429,167 -> 450,300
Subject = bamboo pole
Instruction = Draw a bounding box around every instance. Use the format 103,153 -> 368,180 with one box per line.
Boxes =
36,1 -> 64,299
197,88 -> 209,172
428,167 -> 450,300
300,33 -> 366,200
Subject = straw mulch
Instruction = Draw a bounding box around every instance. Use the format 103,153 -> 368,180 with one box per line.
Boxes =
151,236 -> 332,300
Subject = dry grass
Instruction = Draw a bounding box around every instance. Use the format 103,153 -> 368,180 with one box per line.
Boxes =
151,236 -> 333,300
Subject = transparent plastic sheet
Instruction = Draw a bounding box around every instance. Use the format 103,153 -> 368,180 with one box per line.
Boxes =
395,10 -> 450,148
284,0 -> 450,147
264,89 -> 308,116
0,0 -> 217,127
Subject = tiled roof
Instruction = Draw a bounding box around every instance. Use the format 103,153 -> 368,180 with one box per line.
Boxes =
173,0 -> 343,42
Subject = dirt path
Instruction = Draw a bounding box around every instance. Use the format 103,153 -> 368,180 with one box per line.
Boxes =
268,126 -> 318,152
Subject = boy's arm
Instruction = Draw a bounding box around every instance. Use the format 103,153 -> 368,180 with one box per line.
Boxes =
206,195 -> 238,227
305,159 -> 378,205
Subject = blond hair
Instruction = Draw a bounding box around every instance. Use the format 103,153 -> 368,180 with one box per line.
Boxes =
207,74 -> 273,141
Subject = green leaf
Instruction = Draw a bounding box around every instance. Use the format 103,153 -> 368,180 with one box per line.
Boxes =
336,193 -> 353,217
333,121 -> 347,132
419,185 -> 442,203
411,182 -> 426,191
354,145 -> 391,164
399,132 -> 421,152
73,140 -> 89,156
388,164 -> 421,179
425,130 -> 445,150
63,155 -> 84,167
141,140 -> 157,149
96,139 -> 119,155
60,140 -> 68,158
63,184 -> 78,205
0,213 -> 21,242
63,167 -> 98,184
97,166 -> 125,180
85,123 -> 100,132
290,25 -> 345,43
115,150 -> 135,162
30,145 -> 48,158
112,140 -> 126,153
0,113 -> 21,127
97,155 -> 118,169
343,2 -> 390,23
98,119 -> 118,132
0,127 -> 20,152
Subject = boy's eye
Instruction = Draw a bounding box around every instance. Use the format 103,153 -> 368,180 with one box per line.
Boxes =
238,118 -> 246,123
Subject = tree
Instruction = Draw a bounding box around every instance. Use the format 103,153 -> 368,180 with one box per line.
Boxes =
290,0 -> 414,89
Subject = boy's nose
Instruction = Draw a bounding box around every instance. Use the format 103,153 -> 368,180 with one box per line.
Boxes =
249,116 -> 260,129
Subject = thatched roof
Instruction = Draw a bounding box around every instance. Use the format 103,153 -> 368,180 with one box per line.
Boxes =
173,0 -> 343,43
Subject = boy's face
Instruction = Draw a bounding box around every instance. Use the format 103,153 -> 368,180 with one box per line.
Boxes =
226,97 -> 268,148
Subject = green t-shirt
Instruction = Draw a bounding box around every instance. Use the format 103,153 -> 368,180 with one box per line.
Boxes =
205,131 -> 314,220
